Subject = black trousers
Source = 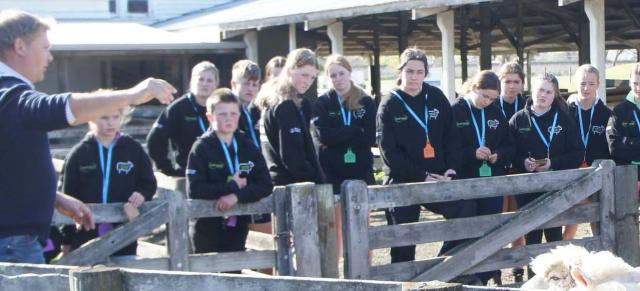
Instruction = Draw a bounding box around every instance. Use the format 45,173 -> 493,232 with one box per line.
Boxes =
516,193 -> 563,244
193,217 -> 249,254
385,200 -> 477,263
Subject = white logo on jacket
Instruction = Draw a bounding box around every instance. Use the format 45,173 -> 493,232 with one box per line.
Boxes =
428,109 -> 439,120
487,119 -> 499,130
116,161 -> 134,174
290,127 -> 302,134
548,126 -> 563,135
592,125 -> 605,135
354,108 -> 366,119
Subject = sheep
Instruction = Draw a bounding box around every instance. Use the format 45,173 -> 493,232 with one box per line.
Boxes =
521,244 -> 590,290
568,249 -> 640,291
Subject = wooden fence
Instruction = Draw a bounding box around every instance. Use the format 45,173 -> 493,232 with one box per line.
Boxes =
49,179 -> 338,277
341,160 -> 640,282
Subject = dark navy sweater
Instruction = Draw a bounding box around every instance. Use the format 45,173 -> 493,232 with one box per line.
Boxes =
0,75 -> 71,241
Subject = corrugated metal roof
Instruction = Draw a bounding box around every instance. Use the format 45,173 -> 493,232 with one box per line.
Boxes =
157,0 -> 494,32
48,22 -> 244,51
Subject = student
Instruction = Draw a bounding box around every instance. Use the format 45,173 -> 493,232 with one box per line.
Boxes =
60,107 -> 157,257
256,48 -> 323,185
187,88 -> 273,256
453,70 -> 513,285
497,62 -> 527,282
147,61 -> 219,176
509,73 -> 582,248
377,47 -> 468,263
312,55 -> 376,259
608,63 -> 640,186
230,60 -> 271,234
564,65 -> 611,240
264,56 -> 286,82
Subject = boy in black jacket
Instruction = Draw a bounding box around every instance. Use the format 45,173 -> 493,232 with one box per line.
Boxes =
60,107 -> 157,257
147,61 -> 219,176
608,63 -> 640,180
187,88 -> 273,255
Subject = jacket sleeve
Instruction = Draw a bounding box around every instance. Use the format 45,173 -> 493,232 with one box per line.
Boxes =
349,98 -> 377,148
133,143 -> 157,201
186,141 -> 240,200
377,98 -> 426,180
235,144 -> 274,203
277,103 -> 318,181
442,100 -> 461,171
12,84 -> 71,131
146,108 -> 181,176
493,114 -> 515,168
59,150 -> 81,246
550,118 -> 583,170
608,110 -> 640,163
312,98 -> 360,147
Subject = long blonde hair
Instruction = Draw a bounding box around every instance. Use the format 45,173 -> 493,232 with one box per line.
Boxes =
324,54 -> 366,110
256,48 -> 318,110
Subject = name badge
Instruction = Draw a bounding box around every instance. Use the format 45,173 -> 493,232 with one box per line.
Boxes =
344,148 -> 356,164
479,161 -> 492,177
423,142 -> 435,159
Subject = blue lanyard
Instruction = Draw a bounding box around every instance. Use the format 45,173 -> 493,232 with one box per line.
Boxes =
337,95 -> 351,126
499,96 -> 518,118
219,137 -> 239,176
242,105 -> 259,148
465,99 -> 486,147
390,90 -> 429,137
577,101 -> 596,149
633,110 -> 640,136
531,112 -> 559,154
97,140 -> 114,204
187,94 -> 207,133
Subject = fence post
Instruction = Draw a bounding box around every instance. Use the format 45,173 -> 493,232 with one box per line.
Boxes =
341,180 -> 370,279
157,188 -> 190,271
598,160 -> 616,252
315,184 -> 339,278
614,165 -> 640,266
69,266 -> 123,291
272,187 -> 292,276
286,183 -> 322,277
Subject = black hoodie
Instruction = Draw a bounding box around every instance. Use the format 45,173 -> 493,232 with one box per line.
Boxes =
260,98 -> 323,185
607,98 -> 640,178
568,99 -> 611,166
377,83 -> 460,183
238,102 -> 262,149
494,94 -> 527,121
509,104 -> 582,172
146,93 -> 209,176
60,134 -> 156,252
312,89 -> 376,186
452,97 -> 514,178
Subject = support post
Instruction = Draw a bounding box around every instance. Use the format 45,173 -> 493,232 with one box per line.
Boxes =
342,180 -> 370,280
243,31 -> 259,63
516,0 -> 525,67
585,0 -> 606,102
437,10 -> 456,102
316,184 -> 339,278
327,21 -> 344,55
69,267 -> 123,291
398,11 -> 409,54
272,187 -> 292,275
157,189 -> 189,271
286,183 -> 322,277
289,23 -> 297,52
372,22 -> 382,103
460,7 -> 468,82
480,3 -> 493,70
526,51 -> 532,94
598,160 -> 616,252
614,165 -> 640,266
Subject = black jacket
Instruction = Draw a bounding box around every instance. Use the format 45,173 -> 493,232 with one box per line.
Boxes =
60,134 -> 156,252
607,99 -> 640,178
312,89 -> 376,183
568,99 -> 611,165
187,130 -> 273,203
377,83 -> 460,183
146,93 -> 209,176
238,103 -> 262,149
509,104 -> 582,172
452,97 -> 514,178
261,98 -> 323,185
494,94 -> 526,121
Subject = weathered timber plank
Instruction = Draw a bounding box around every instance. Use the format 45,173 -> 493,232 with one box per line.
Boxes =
316,184 -> 339,278
287,183 -> 322,277
157,188 -> 189,271
598,160 -> 617,251
272,187 -> 292,275
614,165 -> 640,266
342,180 -> 371,280
52,201 -> 165,225
0,273 -> 69,291
69,266 -> 122,291
187,196 -> 273,219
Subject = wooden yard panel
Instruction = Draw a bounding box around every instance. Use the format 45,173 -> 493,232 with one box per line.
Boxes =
52,200 -> 165,225
55,202 -> 169,266
369,204 -> 599,249
286,183 -> 322,277
598,160 -> 616,252
0,262 -> 73,276
316,183 -> 339,278
272,186 -> 293,276
69,266 -> 122,291
614,165 -> 640,266
412,165 -> 603,282
342,180 -> 371,280
157,188 -> 189,271
0,273 -> 69,291
187,196 -> 273,219
111,251 -> 277,273
367,168 -> 592,209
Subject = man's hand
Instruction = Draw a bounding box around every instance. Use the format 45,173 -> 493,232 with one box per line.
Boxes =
56,193 -> 95,231
128,78 -> 176,105
475,147 -> 492,160
217,194 -> 239,212
535,158 -> 551,172
232,172 -> 247,189
128,192 -> 145,208
488,153 -> 498,164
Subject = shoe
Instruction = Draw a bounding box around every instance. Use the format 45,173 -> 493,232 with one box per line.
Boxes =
512,267 -> 525,283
